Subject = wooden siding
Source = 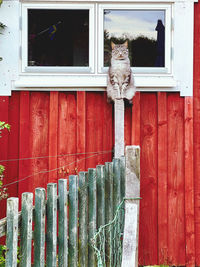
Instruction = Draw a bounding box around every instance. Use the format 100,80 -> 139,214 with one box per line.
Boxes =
0,1 -> 200,265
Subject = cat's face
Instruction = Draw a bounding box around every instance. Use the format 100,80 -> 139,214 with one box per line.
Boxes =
111,41 -> 129,60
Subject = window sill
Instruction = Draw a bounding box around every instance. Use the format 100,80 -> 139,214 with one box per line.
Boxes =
13,74 -> 177,91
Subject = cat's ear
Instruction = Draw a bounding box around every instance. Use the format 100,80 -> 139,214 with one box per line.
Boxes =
111,41 -> 115,49
123,40 -> 128,48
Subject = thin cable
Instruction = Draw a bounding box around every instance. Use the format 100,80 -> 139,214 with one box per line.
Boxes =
0,150 -> 113,163
2,151 -> 112,188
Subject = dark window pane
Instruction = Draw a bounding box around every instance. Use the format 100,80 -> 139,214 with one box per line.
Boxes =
28,9 -> 89,67
104,10 -> 165,67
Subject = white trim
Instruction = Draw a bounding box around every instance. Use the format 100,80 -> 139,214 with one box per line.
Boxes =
13,74 -> 177,88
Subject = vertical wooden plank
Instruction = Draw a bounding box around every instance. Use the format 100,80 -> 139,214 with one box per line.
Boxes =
193,2 -> 200,264
7,92 -> 20,198
30,92 -> 49,190
139,93 -> 158,265
21,192 -> 33,267
114,99 -> 125,158
131,92 -> 140,146
5,197 -> 19,267
58,92 -> 77,178
120,157 -> 125,202
167,93 -> 185,265
88,168 -> 97,267
46,183 -> 57,267
49,92 -> 58,183
78,172 -> 88,267
113,158 -> 121,213
86,93 -> 104,169
184,97 -> 195,266
97,165 -> 105,228
0,96 -> 9,219
157,92 -> 168,264
77,92 -> 86,172
69,175 -> 78,267
34,188 -> 46,267
102,92 -> 113,164
105,162 -> 113,267
124,102 -> 132,147
96,165 -> 105,265
19,91 -> 30,196
58,179 -> 68,267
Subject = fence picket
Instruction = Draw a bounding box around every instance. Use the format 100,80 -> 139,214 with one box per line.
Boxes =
88,168 -> 97,267
58,179 -> 68,267
46,183 -> 57,267
105,162 -> 113,267
69,175 -> 78,267
21,192 -> 33,267
34,188 -> 46,267
0,157 -> 131,267
97,165 -> 106,265
5,197 -> 19,267
78,172 -> 88,267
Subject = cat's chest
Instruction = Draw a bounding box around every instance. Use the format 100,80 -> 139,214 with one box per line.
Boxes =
111,60 -> 129,74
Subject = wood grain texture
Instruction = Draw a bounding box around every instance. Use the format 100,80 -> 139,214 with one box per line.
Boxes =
58,92 -> 77,178
131,92 -> 140,146
194,1 -> 200,264
167,94 -> 185,265
18,92 -> 30,197
0,96 -> 9,219
139,93 -> 158,265
49,92 -> 58,183
157,92 -> 168,264
184,97 -> 195,266
77,91 -> 86,172
29,92 -> 49,190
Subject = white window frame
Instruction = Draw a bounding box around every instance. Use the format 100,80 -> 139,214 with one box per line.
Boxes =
21,3 -> 95,73
98,3 -> 172,75
6,0 -> 195,96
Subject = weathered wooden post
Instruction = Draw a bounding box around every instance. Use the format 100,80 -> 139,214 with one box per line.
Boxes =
114,99 -> 125,158
122,146 -> 140,267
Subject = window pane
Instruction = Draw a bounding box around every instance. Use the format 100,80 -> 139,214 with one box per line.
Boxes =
104,10 -> 165,67
28,9 -> 89,67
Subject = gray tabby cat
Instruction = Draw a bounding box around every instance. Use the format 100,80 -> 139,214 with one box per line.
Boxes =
107,40 -> 136,103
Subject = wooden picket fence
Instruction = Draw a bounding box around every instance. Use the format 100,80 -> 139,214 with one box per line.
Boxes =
0,157 -> 126,266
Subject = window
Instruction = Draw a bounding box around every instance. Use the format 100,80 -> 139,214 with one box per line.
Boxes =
21,3 -> 95,73
11,0 -> 195,96
98,4 -> 171,74
28,9 -> 89,67
103,10 -> 165,68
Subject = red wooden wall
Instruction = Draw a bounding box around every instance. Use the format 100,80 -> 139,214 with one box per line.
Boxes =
0,1 -> 200,265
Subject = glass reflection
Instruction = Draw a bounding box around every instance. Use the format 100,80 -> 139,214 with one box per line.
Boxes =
104,10 -> 165,67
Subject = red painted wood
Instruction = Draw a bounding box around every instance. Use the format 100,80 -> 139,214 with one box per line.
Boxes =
139,93 -> 158,265
29,92 -> 49,190
58,92 -> 77,178
7,92 -> 20,199
157,92 -> 168,264
18,91 -> 30,196
194,1 -> 200,264
167,93 -> 185,265
77,91 -> 86,172
0,96 -> 9,219
48,91 -> 58,183
102,92 -> 113,163
86,92 -> 102,169
131,92 -> 140,146
184,97 -> 195,266
124,102 -> 132,147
